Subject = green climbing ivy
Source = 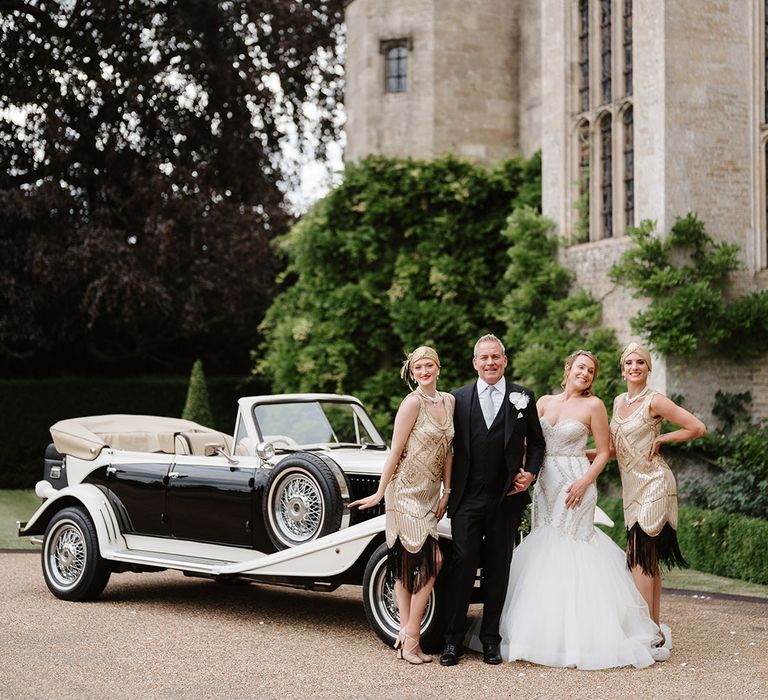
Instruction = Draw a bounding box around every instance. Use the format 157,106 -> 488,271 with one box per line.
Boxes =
499,207 -> 621,407
609,213 -> 768,359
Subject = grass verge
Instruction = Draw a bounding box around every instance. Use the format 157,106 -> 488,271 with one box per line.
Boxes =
0,489 -> 42,549
663,567 -> 768,599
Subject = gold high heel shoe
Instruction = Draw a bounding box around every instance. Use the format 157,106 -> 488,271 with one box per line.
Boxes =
400,634 -> 425,665
394,631 -> 405,658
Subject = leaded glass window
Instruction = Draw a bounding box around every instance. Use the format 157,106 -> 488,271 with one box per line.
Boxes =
387,46 -> 408,92
579,0 -> 590,112
386,46 -> 408,93
600,115 -> 613,238
623,0 -> 633,96
623,107 -> 634,229
600,0 -> 612,104
577,122 -> 591,241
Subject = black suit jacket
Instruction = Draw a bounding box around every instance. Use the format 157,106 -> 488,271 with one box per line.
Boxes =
448,380 -> 546,518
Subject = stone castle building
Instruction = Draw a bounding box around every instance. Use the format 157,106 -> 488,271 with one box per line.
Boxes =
343,0 -> 768,423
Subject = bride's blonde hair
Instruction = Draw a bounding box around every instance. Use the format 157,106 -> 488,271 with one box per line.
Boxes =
560,350 -> 600,396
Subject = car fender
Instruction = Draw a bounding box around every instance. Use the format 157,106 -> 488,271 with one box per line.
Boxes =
18,481 -> 126,556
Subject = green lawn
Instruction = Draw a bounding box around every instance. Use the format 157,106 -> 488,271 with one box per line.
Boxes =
663,567 -> 768,599
2,490 -> 767,598
0,489 -> 42,549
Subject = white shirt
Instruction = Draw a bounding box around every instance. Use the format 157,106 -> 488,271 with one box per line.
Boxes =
477,376 -> 506,423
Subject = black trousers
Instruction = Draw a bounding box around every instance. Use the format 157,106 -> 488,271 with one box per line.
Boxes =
444,482 -> 522,646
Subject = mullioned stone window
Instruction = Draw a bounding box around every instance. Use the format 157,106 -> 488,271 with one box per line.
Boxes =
571,0 -> 633,244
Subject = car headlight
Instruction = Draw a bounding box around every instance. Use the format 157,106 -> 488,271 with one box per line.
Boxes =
255,441 -> 276,461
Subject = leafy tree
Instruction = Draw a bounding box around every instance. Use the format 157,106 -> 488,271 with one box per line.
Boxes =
257,154 -> 542,431
0,0 -> 344,373
182,358 -> 215,427
498,206 -> 621,404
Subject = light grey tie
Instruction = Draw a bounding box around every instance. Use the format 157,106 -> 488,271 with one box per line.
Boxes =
481,385 -> 496,428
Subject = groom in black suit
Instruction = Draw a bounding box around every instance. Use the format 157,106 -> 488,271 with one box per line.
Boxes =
440,334 -> 546,666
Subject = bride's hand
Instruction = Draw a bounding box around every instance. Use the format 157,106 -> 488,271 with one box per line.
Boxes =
348,492 -> 383,510
565,479 -> 589,509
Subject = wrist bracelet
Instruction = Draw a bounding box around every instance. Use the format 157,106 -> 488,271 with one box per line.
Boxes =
443,487 -> 452,494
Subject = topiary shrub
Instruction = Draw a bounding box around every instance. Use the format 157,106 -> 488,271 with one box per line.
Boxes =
182,359 -> 215,427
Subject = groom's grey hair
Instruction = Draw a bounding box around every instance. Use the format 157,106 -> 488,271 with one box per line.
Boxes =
473,333 -> 506,357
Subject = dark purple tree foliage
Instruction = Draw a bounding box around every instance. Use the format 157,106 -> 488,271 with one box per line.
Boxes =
0,0 -> 344,373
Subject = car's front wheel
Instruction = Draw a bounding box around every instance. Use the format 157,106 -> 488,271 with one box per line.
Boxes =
263,453 -> 349,550
42,507 -> 111,601
362,542 -> 447,653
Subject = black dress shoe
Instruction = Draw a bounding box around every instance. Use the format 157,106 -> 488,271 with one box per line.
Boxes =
483,643 -> 503,665
439,643 -> 464,666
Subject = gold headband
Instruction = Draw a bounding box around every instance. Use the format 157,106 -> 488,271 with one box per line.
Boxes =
400,346 -> 440,389
620,342 -> 652,372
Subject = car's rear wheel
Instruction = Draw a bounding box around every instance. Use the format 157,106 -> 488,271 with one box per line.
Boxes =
42,506 -> 111,601
362,542 -> 447,653
263,453 -> 349,550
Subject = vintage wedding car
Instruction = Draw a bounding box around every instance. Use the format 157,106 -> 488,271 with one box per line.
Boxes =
17,394 -> 451,647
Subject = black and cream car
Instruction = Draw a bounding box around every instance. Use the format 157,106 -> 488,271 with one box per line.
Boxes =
18,394 -> 451,648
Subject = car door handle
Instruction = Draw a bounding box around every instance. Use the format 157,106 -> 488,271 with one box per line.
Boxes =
106,466 -> 117,475
168,471 -> 187,479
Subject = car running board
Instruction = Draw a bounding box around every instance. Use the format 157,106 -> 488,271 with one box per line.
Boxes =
107,549 -> 231,574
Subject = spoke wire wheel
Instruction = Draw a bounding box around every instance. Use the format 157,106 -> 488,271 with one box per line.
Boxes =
262,453 -> 347,550
44,517 -> 88,592
269,468 -> 326,545
364,543 -> 436,646
41,506 -> 111,601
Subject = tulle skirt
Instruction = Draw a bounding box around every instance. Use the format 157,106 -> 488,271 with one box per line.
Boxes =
484,524 -> 659,670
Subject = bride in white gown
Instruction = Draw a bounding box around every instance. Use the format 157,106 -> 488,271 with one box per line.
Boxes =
496,350 -> 666,669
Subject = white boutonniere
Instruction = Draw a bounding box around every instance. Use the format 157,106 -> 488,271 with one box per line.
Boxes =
509,391 -> 530,419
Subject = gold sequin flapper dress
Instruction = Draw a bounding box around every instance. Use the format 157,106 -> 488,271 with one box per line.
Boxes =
384,392 -> 454,591
610,391 -> 687,575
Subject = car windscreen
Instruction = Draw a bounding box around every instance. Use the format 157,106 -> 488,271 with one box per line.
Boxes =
253,401 -> 385,448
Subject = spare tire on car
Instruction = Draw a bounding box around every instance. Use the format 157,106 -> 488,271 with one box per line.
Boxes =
263,453 -> 350,550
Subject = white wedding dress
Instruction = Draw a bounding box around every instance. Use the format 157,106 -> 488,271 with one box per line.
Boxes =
496,417 -> 660,669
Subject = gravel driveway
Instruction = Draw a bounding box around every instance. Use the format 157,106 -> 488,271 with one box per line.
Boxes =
1,552 -> 766,699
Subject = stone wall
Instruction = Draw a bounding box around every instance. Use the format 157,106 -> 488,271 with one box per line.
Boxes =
344,0 -> 522,164
344,0 -> 437,161
432,0 -> 518,161
517,0 -> 542,157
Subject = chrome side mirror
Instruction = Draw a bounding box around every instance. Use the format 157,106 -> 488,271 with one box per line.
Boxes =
205,443 -> 239,465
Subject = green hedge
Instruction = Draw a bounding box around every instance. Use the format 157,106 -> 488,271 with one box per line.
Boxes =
0,376 -> 269,489
597,496 -> 768,585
